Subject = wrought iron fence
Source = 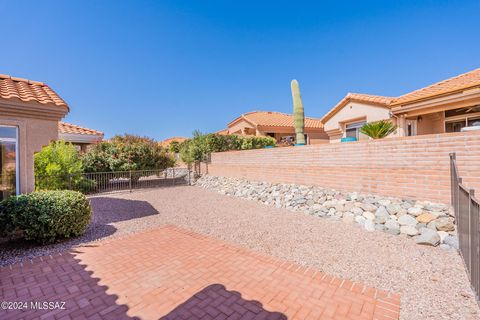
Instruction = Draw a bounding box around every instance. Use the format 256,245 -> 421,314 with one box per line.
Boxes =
450,153 -> 480,302
35,167 -> 191,195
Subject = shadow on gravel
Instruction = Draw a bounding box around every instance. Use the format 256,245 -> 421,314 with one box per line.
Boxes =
89,197 -> 159,224
160,284 -> 287,320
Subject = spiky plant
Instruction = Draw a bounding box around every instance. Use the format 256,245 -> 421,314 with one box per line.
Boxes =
360,120 -> 397,139
291,79 -> 305,145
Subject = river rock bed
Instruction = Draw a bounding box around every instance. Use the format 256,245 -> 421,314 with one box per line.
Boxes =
195,175 -> 459,249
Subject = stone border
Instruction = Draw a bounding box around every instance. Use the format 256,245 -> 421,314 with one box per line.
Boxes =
195,175 -> 459,250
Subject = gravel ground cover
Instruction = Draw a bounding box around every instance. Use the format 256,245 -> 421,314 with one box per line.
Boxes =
1,186 -> 479,319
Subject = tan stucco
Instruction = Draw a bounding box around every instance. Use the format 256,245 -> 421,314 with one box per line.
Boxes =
323,101 -> 391,142
0,99 -> 67,194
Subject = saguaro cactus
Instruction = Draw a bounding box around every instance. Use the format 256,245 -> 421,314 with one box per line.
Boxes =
291,79 -> 306,145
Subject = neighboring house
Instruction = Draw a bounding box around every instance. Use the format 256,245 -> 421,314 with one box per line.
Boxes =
160,136 -> 188,147
322,68 -> 480,142
219,111 -> 329,145
0,74 -> 69,199
58,121 -> 104,152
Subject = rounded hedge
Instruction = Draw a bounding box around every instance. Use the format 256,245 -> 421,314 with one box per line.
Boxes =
0,190 -> 92,244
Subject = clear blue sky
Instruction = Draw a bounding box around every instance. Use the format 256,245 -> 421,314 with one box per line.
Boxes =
1,0 -> 478,140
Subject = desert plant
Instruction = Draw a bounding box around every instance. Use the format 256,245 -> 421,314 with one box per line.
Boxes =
34,140 -> 87,191
291,79 -> 305,145
178,132 -> 275,164
169,140 -> 181,153
82,134 -> 175,173
0,190 -> 92,244
360,120 -> 397,139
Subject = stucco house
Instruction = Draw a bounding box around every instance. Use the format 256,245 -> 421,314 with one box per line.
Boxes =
322,68 -> 480,142
219,111 -> 329,145
0,74 -> 103,200
0,74 -> 69,199
58,121 -> 104,152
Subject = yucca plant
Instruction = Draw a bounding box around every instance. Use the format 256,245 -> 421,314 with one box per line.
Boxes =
360,120 -> 397,139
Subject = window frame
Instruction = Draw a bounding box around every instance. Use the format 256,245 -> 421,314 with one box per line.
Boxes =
0,125 -> 19,196
344,121 -> 366,140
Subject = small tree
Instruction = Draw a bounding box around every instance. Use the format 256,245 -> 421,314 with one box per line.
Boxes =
169,141 -> 181,153
34,141 -> 85,190
360,120 -> 397,139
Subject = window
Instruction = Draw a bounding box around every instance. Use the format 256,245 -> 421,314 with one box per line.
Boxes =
345,121 -> 366,140
0,126 -> 18,200
446,120 -> 467,133
445,107 -> 480,132
468,117 -> 480,127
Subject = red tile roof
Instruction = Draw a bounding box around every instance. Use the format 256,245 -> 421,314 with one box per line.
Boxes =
0,74 -> 68,108
393,68 -> 480,106
58,122 -> 103,136
321,93 -> 395,123
229,111 -> 324,129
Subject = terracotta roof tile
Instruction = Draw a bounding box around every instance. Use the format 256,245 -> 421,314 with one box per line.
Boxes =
0,74 -> 68,108
230,111 -> 324,129
58,122 -> 103,136
393,68 -> 480,105
321,93 -> 395,123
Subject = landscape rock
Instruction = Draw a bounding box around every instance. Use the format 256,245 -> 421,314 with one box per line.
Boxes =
407,207 -> 423,216
386,204 -> 401,214
364,219 -> 375,232
416,213 -> 436,224
362,211 -> 375,220
414,229 -> 440,246
195,175 -> 456,248
437,231 -> 449,243
444,235 -> 459,249
400,226 -> 419,236
436,217 -> 455,232
398,215 -> 418,227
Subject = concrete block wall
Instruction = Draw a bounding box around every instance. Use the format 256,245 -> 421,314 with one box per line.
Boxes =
207,131 -> 480,203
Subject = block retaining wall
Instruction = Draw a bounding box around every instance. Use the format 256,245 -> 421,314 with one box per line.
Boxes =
207,131 -> 480,203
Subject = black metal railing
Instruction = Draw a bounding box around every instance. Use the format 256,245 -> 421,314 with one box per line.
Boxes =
35,167 -> 191,195
450,153 -> 480,302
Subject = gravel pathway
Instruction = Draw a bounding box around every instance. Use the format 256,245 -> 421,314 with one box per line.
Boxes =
1,186 -> 479,319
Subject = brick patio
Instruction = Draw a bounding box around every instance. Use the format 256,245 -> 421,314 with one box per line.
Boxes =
0,226 -> 400,319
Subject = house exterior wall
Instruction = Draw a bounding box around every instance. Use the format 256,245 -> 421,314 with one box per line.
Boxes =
416,112 -> 445,135
206,131 -> 480,203
227,119 -> 255,135
0,115 -> 58,194
323,102 -> 391,142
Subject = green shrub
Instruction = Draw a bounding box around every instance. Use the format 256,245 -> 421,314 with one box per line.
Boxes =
0,190 -> 92,244
178,132 -> 275,164
360,120 -> 397,139
82,134 -> 175,173
34,140 -> 89,191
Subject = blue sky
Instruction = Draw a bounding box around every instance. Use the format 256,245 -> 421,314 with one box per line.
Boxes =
1,0 -> 479,140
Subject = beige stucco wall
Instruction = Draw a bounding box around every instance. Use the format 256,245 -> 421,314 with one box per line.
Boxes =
1,99 -> 68,195
324,102 -> 392,142
0,116 -> 59,194
227,119 -> 255,134
324,102 -> 391,132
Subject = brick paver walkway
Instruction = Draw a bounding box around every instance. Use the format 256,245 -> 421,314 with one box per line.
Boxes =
0,226 -> 400,319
